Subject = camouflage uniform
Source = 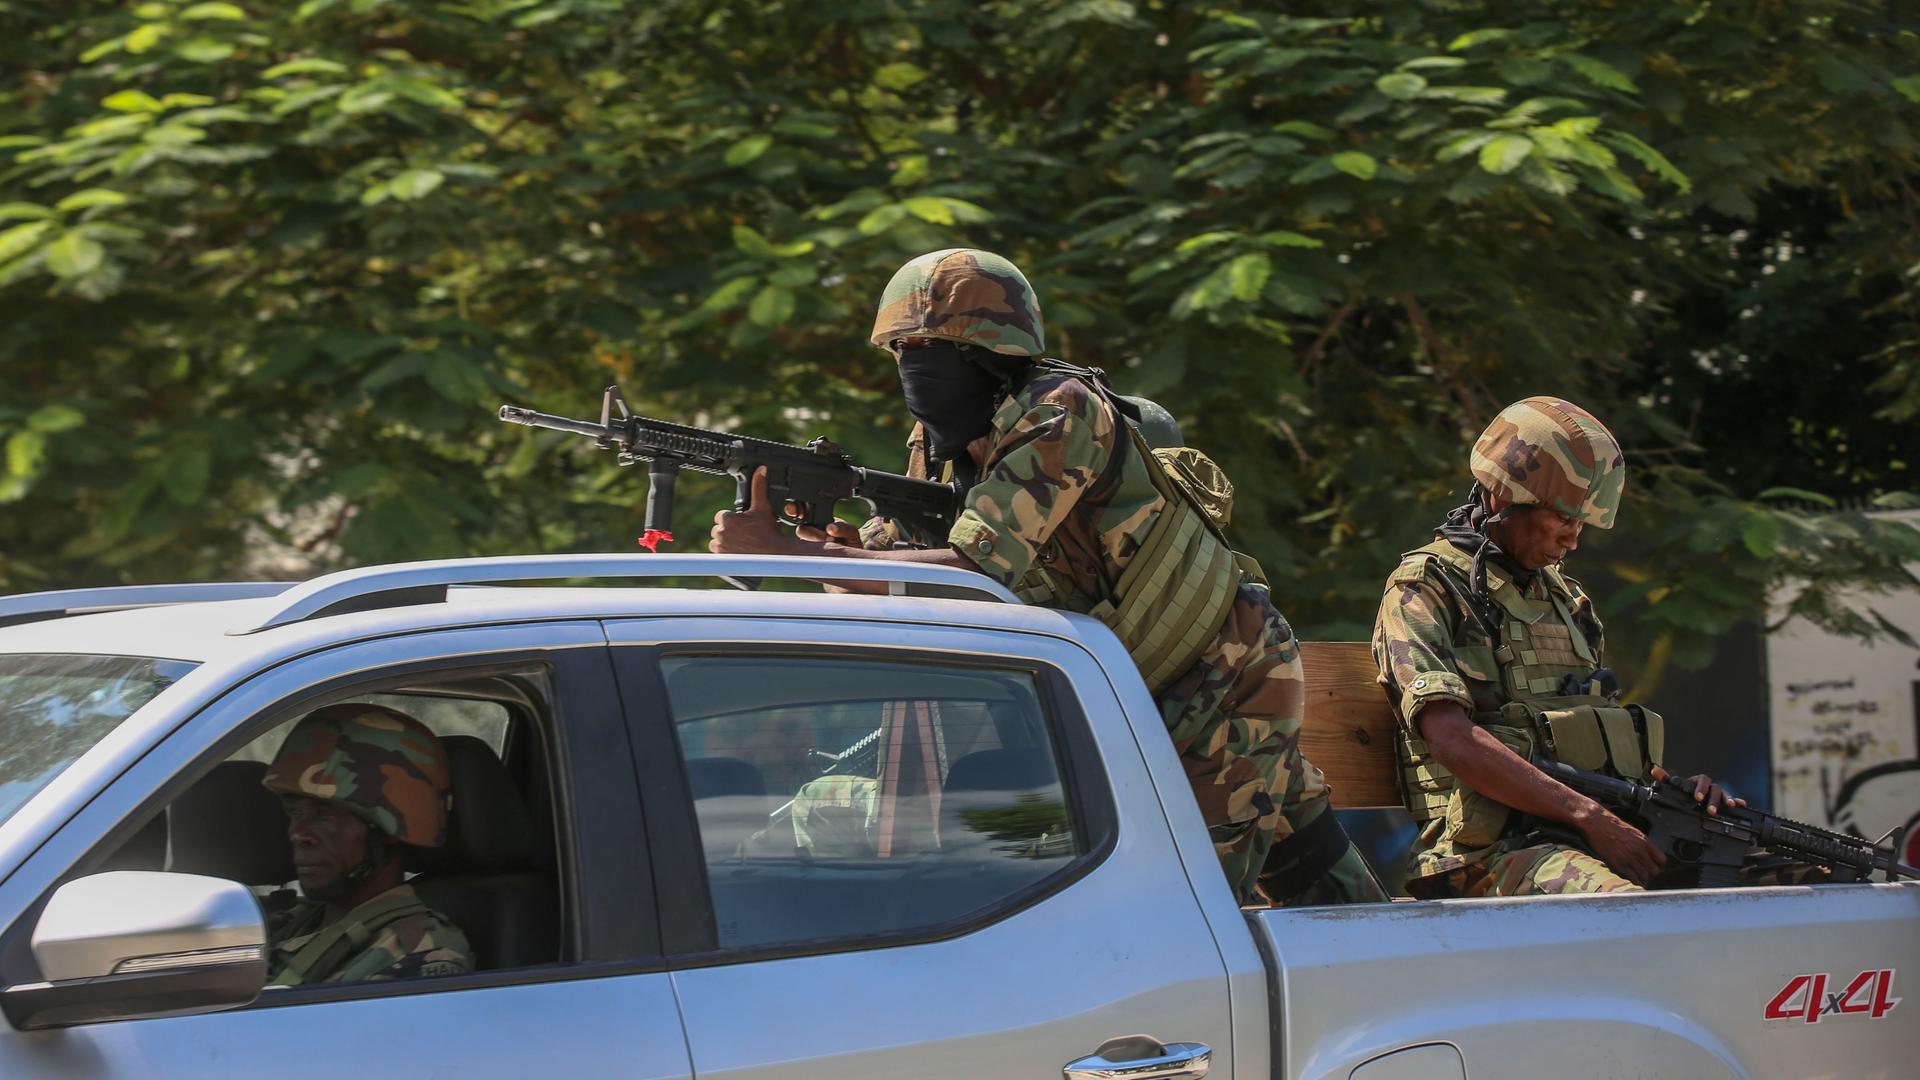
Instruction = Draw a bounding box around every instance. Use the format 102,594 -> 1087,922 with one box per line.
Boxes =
267,884 -> 474,984
1374,397 -> 1641,897
869,249 -> 1381,905
1375,541 -> 1636,896
261,704 -> 476,983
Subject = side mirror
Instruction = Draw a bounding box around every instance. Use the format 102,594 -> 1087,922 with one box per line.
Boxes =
2,871 -> 267,1030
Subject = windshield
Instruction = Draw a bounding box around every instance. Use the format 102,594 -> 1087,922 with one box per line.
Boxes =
0,654 -> 196,828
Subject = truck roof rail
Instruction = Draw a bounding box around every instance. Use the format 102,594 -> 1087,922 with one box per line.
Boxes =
229,553 -> 1019,635
0,583 -> 295,630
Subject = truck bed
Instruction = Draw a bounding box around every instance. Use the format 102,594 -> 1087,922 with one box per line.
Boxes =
1248,882 -> 1920,1080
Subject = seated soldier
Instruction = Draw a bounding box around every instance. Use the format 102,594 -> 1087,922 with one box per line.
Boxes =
259,703 -> 474,985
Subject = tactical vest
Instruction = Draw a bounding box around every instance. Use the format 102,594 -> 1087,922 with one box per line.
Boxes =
1005,372 -> 1256,695
267,891 -> 432,986
1392,541 -> 1665,844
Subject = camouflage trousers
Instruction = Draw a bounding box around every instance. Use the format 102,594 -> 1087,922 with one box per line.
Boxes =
1408,841 -> 1832,898
1158,584 -> 1387,906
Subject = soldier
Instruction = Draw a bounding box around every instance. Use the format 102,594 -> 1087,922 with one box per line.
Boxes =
712,248 -> 1384,906
260,703 -> 475,984
1373,396 -> 1747,897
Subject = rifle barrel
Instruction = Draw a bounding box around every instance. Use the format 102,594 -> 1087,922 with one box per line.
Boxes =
498,405 -> 610,440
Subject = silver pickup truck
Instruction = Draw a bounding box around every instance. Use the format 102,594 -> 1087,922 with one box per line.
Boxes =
0,555 -> 1912,1079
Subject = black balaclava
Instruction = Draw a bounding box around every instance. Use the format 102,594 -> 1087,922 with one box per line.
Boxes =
896,341 -> 1026,483
1433,482 -> 1534,638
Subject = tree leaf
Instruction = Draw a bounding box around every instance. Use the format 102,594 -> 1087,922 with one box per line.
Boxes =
25,404 -> 85,433
43,231 -> 105,278
731,224 -> 775,257
1273,120 -> 1336,141
1561,54 -> 1637,93
1448,28 -> 1512,51
163,445 -> 212,506
1599,131 -> 1691,193
1478,134 -> 1533,174
724,134 -> 773,167
748,283 -> 796,326
1256,230 -> 1323,248
1740,513 -> 1784,558
0,221 -> 52,263
0,203 -> 53,222
1754,487 -> 1838,507
1895,76 -> 1920,104
872,62 -> 928,91
125,23 -> 166,54
175,37 -> 238,63
1375,73 -> 1427,101
263,57 -> 348,78
855,203 -> 907,235
181,2 -> 248,18
54,189 -> 130,212
5,432 -> 46,480
1226,252 -> 1271,301
1331,151 -> 1377,180
103,90 -> 166,114
902,196 -> 955,225
386,168 -> 445,200
1399,56 -> 1467,72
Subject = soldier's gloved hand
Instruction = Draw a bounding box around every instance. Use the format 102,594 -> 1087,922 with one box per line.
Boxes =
1650,766 -> 1746,816
795,520 -> 861,546
1577,808 -> 1666,886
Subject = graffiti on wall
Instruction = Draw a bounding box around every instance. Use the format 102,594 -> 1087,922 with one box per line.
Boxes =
1767,512 -> 1920,865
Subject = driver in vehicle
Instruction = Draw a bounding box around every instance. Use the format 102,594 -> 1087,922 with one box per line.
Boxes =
259,704 -> 474,985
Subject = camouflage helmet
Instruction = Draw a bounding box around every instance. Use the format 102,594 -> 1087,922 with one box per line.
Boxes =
1470,396 -> 1626,529
1122,395 -> 1183,449
262,703 -> 452,847
869,248 -> 1045,357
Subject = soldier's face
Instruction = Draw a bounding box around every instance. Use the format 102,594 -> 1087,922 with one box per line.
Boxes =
1492,506 -> 1584,569
283,795 -> 370,895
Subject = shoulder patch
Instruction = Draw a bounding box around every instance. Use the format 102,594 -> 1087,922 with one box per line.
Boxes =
1390,554 -> 1434,586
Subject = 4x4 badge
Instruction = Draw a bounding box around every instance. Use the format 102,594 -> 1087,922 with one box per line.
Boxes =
1764,969 -> 1900,1023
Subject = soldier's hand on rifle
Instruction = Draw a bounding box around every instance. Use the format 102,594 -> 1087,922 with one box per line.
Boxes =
711,467 -> 810,556
1576,807 -> 1666,886
795,521 -> 861,546
1649,766 -> 1746,816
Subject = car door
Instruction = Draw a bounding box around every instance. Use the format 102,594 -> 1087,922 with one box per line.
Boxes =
0,623 -> 691,1080
607,614 -> 1234,1080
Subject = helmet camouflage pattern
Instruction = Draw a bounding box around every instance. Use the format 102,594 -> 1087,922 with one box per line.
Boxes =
262,703 -> 452,847
869,248 -> 1045,357
1470,396 -> 1625,528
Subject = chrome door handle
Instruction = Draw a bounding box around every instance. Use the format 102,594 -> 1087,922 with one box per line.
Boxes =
1063,1034 -> 1211,1079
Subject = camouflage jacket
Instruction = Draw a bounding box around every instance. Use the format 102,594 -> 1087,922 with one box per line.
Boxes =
266,883 -> 474,985
1372,544 -> 1605,724
1373,542 -> 1607,875
945,371 -> 1167,609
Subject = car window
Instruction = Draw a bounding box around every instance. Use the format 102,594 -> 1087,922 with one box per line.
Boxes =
227,692 -> 511,763
0,653 -> 195,828
96,671 -> 560,985
662,654 -> 1083,950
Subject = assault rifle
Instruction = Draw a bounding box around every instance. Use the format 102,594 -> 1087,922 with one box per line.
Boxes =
1531,757 -> 1920,888
499,385 -> 960,551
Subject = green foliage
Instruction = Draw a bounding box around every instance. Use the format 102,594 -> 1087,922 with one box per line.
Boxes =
1,0 -> 1917,695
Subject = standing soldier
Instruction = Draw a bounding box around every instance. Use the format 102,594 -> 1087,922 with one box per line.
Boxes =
712,248 -> 1384,906
1373,397 -> 1748,897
